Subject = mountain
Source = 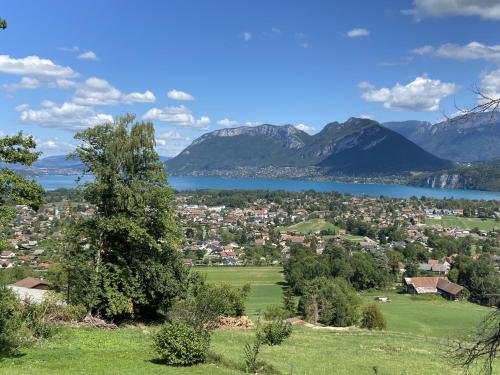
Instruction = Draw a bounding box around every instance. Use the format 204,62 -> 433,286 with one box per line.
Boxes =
409,159 -> 500,192
167,118 -> 453,176
383,113 -> 500,162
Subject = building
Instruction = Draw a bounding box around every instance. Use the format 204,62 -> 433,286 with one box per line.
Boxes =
404,277 -> 465,300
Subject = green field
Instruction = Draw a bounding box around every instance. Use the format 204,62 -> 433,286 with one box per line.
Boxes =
278,218 -> 339,234
1,266 -> 497,375
199,266 -> 284,316
424,216 -> 500,231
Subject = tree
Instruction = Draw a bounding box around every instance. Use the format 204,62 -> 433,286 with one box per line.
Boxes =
361,304 -> 386,330
0,133 -> 43,230
0,18 -> 7,30
453,310 -> 499,375
65,114 -> 187,320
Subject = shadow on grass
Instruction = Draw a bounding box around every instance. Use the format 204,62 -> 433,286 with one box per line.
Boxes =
148,351 -> 281,374
0,351 -> 27,362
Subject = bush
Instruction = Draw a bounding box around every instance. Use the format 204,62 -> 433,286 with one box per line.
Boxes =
260,319 -> 292,346
0,288 -> 29,356
169,280 -> 250,329
361,304 -> 386,330
263,304 -> 288,321
153,321 -> 210,366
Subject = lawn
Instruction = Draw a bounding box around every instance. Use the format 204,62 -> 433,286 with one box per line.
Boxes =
1,267 -> 497,375
424,216 -> 500,231
278,218 -> 339,234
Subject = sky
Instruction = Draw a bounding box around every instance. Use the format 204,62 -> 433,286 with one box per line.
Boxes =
1,0 -> 500,157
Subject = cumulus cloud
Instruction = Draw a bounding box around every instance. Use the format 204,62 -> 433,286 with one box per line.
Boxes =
78,51 -> 98,61
413,41 -> 500,62
73,77 -> 155,106
295,123 -> 315,134
143,105 -> 210,129
217,118 -> 240,127
346,28 -> 370,38
3,76 -> 77,92
242,32 -> 252,41
359,75 -> 458,112
0,55 -> 78,78
19,102 -> 113,130
167,89 -> 194,101
479,68 -> 500,102
35,138 -> 77,156
403,0 -> 500,20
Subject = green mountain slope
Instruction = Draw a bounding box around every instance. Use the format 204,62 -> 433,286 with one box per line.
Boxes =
167,118 -> 454,176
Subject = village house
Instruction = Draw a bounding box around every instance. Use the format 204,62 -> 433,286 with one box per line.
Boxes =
404,277 -> 465,300
0,250 -> 16,259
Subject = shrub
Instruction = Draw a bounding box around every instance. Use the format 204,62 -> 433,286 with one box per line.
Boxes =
361,304 -> 386,330
0,288 -> 29,356
263,304 -> 288,321
260,319 -> 292,346
153,321 -> 210,366
169,281 -> 250,329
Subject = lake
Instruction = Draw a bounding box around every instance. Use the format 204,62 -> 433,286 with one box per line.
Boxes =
35,174 -> 500,200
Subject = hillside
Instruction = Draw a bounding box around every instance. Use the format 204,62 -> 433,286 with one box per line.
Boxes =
383,113 -> 500,162
409,159 -> 500,192
167,118 -> 453,176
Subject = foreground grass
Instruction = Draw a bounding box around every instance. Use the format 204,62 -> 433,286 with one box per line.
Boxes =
1,267 -> 496,374
424,216 -> 500,231
2,325 -> 496,375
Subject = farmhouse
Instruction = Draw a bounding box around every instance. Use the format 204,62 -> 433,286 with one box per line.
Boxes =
7,277 -> 51,303
404,277 -> 465,300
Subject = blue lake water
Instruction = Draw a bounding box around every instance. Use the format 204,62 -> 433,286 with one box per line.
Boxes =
35,174 -> 500,200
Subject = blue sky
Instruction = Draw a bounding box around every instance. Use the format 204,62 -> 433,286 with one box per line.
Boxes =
1,0 -> 500,156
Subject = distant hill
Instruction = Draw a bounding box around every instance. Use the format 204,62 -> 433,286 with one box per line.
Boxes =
1,155 -> 171,173
383,113 -> 500,162
409,159 -> 500,192
167,118 -> 453,176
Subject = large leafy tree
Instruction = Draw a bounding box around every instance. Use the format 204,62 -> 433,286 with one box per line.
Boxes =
0,133 -> 43,232
66,114 -> 186,320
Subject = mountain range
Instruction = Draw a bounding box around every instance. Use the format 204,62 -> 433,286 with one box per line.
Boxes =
167,118 -> 453,176
383,112 -> 500,162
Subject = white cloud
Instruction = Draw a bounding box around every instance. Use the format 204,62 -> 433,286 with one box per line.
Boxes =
413,41 -> 500,62
244,121 -> 262,126
217,118 -> 240,127
143,105 -> 210,129
242,32 -> 252,41
78,51 -> 98,61
346,28 -> 370,38
295,123 -> 315,134
123,90 -> 156,103
479,68 -> 500,102
404,0 -> 500,20
167,89 -> 194,101
15,103 -> 30,112
357,81 -> 374,90
20,102 -> 113,130
59,46 -> 80,52
2,76 -> 77,92
73,77 -> 155,106
157,131 -> 188,140
360,75 -> 458,112
35,138 -> 77,156
0,55 -> 77,78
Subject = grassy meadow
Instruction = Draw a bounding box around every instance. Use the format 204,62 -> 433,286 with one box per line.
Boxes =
278,218 -> 339,234
423,216 -> 500,231
0,266 -> 497,375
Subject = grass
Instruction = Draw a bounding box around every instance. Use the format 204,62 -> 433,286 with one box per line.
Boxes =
423,216 -> 500,231
198,266 -> 284,317
278,218 -> 339,234
1,267 -> 497,374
